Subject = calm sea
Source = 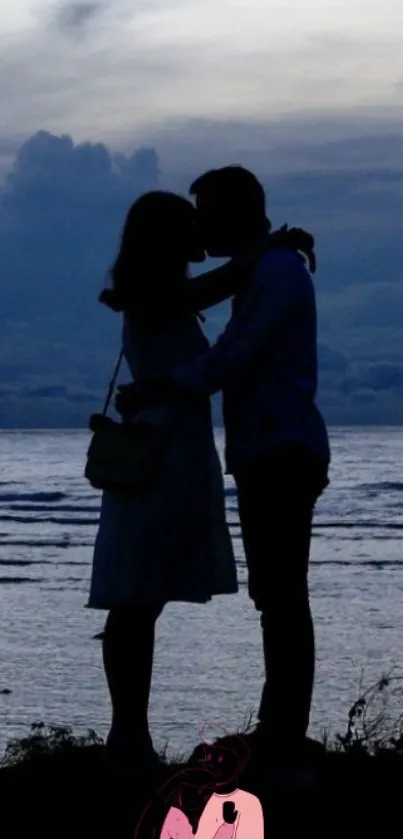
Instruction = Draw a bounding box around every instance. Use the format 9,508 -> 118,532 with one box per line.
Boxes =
0,427 -> 403,758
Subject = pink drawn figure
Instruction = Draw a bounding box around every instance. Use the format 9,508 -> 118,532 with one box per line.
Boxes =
137,731 -> 264,839
159,795 -> 260,839
210,801 -> 238,839
153,736 -> 264,839
212,825 -> 235,839
191,732 -> 264,839
159,800 -> 239,839
195,789 -> 263,839
159,806 -> 194,839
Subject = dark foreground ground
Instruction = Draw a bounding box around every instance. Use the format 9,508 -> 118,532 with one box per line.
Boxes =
2,735 -> 403,839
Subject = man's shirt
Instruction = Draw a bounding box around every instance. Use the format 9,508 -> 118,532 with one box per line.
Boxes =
173,247 -> 330,474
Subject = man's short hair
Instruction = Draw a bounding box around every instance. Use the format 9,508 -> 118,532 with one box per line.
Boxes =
189,165 -> 266,220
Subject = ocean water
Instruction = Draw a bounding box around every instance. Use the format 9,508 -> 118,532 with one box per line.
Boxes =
0,427 -> 403,758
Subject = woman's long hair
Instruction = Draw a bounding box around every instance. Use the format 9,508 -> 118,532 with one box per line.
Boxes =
100,191 -> 204,314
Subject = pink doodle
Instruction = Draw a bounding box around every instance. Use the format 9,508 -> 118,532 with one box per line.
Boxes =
134,727 -> 264,839
192,789 -> 264,839
212,825 -> 234,839
159,806 -> 194,839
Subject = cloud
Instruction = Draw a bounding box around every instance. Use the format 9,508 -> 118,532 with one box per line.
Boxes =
0,129 -> 161,347
3,129 -> 160,199
0,136 -> 25,183
341,363 -> 403,394
126,112 -> 403,194
55,2 -> 104,31
1,0 -> 403,149
1,123 -> 403,426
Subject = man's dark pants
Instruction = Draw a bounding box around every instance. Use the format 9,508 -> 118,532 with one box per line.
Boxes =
234,444 -> 328,747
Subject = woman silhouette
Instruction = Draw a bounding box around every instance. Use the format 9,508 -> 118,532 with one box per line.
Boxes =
87,192 -> 238,772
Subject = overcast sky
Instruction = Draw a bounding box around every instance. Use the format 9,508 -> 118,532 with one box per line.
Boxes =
1,1 -> 403,427
1,0 -> 402,157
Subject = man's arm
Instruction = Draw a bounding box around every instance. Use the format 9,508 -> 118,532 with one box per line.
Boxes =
134,249 -> 268,323
127,259 -> 248,328
172,249 -> 303,395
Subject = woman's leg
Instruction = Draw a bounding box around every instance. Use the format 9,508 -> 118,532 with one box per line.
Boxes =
102,602 -> 164,755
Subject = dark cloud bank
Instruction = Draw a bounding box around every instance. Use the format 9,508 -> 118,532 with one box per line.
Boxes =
0,126 -> 403,428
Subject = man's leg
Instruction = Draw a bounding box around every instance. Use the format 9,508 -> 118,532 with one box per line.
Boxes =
258,496 -> 315,744
102,602 -> 164,760
235,458 -> 321,749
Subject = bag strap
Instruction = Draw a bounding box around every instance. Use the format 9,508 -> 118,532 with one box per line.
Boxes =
99,308 -> 204,417
102,347 -> 125,416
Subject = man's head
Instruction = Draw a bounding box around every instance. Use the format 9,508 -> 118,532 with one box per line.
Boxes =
189,165 -> 270,257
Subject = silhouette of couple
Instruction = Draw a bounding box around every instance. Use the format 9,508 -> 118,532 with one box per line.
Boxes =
87,165 -> 330,775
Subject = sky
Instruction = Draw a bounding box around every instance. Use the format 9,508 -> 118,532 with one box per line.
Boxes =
1,0 -> 403,427
1,0 -> 403,171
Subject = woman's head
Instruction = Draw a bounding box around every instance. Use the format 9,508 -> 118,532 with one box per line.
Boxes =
100,191 -> 205,313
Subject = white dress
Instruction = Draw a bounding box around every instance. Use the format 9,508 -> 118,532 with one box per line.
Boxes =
87,312 -> 238,609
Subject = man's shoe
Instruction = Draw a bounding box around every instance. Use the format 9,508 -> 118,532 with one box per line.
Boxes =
240,729 -> 324,793
241,728 -> 326,768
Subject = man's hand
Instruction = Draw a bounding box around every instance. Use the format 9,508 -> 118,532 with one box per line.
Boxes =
88,413 -> 116,432
114,383 -> 140,416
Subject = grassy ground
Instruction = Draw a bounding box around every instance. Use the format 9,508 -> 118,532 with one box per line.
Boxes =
2,674 -> 403,838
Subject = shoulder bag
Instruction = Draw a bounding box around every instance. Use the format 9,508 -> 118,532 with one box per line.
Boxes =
84,348 -> 168,493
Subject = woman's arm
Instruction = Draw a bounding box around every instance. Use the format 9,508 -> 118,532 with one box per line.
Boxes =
126,226 -> 315,326
183,258 -> 254,312
131,251 -> 263,326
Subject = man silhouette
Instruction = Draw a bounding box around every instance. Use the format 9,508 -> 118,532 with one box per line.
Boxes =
117,166 -> 330,762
